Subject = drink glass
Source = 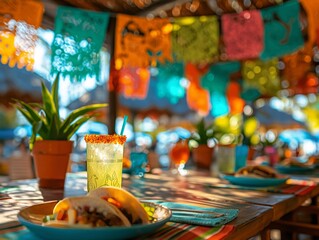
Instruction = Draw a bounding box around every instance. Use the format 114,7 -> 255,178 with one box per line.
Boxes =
169,140 -> 190,175
84,134 -> 127,191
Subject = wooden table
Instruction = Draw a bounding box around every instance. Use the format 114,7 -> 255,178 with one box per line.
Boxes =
0,170 -> 318,240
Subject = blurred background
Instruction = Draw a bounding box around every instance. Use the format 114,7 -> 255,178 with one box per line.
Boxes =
1,0 -> 319,180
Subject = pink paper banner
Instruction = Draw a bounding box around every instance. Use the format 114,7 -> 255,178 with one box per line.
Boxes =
222,10 -> 264,60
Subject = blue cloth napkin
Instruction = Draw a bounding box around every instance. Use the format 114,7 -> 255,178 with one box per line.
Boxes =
145,201 -> 239,227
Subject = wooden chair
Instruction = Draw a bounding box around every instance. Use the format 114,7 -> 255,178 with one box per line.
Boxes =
268,197 -> 319,240
8,145 -> 34,180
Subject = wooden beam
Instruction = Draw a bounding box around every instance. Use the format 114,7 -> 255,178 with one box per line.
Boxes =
106,17 -> 117,134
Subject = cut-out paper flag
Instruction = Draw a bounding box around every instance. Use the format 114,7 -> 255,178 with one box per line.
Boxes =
282,45 -> 313,92
0,0 -> 21,29
227,81 -> 245,115
172,16 -> 219,64
185,63 -> 210,116
51,6 -> 109,82
260,0 -> 304,60
201,62 -> 241,117
222,10 -> 264,60
115,14 -> 172,69
240,87 -> 261,102
118,67 -> 150,99
119,75 -> 191,115
300,0 -> 319,46
0,0 -> 43,70
156,62 -> 186,104
242,58 -> 280,97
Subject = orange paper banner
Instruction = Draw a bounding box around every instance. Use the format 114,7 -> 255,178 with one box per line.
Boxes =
281,44 -> 313,93
185,63 -> 211,116
115,14 -> 172,69
300,0 -> 319,46
0,0 -> 43,70
227,81 -> 245,115
119,67 -> 150,99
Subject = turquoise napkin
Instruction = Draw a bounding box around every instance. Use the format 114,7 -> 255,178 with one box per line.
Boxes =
145,201 -> 239,227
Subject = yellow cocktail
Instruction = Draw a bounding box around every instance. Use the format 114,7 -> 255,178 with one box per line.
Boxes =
84,134 -> 127,191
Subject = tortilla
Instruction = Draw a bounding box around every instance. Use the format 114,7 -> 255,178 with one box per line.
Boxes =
87,186 -> 149,225
44,196 -> 131,227
235,165 -> 279,178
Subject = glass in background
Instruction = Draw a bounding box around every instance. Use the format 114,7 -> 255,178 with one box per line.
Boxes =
129,151 -> 148,177
235,145 -> 249,171
169,139 -> 190,176
212,144 -> 235,176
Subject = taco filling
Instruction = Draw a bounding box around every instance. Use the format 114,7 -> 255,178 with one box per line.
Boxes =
88,186 -> 150,225
43,196 -> 131,228
101,196 -> 142,224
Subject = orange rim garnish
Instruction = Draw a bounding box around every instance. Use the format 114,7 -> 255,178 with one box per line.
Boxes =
84,134 -> 127,145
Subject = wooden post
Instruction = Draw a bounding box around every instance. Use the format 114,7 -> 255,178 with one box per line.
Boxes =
106,16 -> 118,134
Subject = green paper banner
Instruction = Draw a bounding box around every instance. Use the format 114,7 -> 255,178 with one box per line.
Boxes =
201,62 -> 241,117
260,0 -> 304,60
172,16 -> 219,64
51,6 -> 109,82
156,62 -> 185,104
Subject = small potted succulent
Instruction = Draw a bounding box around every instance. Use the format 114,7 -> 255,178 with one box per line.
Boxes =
188,118 -> 215,169
12,74 -> 107,189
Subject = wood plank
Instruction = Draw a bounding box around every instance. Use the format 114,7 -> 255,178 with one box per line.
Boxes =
124,172 -> 274,239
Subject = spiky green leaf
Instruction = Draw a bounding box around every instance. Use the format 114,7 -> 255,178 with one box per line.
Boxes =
60,103 -> 107,133
41,81 -> 57,125
51,73 -> 60,120
64,115 -> 93,140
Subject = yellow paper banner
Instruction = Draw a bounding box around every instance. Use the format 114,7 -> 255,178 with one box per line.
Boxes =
242,58 -> 280,97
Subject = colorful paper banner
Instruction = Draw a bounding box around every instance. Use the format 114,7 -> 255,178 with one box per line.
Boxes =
281,45 -> 313,92
300,0 -> 319,46
119,75 -> 191,115
118,67 -> 150,99
156,62 -> 186,104
0,0 -> 21,29
222,10 -> 264,60
242,58 -> 280,97
115,14 -> 172,69
51,6 -> 109,81
227,80 -> 245,114
260,0 -> 304,60
171,16 -> 219,64
185,63 -> 210,116
0,0 -> 43,70
201,62 -> 241,117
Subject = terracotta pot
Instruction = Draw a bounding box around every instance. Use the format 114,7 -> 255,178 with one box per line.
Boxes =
192,144 -> 214,169
32,140 -> 73,189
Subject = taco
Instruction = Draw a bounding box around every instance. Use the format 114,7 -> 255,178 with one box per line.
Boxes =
235,165 -> 279,178
43,196 -> 131,228
87,186 -> 149,225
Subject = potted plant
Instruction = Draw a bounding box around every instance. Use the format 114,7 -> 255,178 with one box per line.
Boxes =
12,74 -> 107,189
189,118 -> 215,169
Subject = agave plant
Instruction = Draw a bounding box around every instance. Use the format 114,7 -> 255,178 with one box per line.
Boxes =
12,74 -> 107,150
189,118 -> 215,145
